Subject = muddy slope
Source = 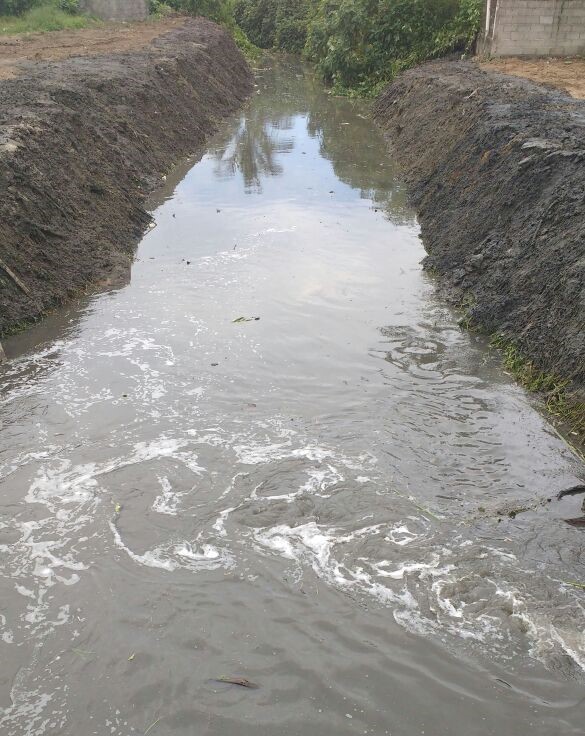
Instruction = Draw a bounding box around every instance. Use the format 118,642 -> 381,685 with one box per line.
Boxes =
0,19 -> 253,335
373,61 -> 585,403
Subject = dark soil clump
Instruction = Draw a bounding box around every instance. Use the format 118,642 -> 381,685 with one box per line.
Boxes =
373,61 -> 585,419
0,18 -> 253,335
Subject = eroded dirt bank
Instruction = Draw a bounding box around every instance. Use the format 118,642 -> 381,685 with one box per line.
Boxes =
0,18 -> 253,335
374,61 -> 585,421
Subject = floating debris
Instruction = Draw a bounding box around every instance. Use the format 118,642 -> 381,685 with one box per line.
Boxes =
213,676 -> 259,689
144,717 -> 161,735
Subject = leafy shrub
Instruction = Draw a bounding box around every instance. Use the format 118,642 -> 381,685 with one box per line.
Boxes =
234,0 -> 313,52
0,0 -> 39,15
233,0 -> 481,92
58,0 -> 78,13
164,0 -> 233,24
233,0 -> 277,48
306,0 -> 481,92
274,0 -> 311,52
148,0 -> 173,15
0,1 -> 91,31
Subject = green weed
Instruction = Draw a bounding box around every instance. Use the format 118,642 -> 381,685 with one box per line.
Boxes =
0,1 -> 95,35
489,334 -> 585,441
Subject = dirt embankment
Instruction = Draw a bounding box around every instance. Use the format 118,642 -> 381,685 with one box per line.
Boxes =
0,18 -> 253,335
373,61 -> 585,417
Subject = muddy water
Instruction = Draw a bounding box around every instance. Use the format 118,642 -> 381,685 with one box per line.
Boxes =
1,61 -> 585,736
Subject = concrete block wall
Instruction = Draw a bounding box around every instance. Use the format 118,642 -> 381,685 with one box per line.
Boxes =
80,0 -> 148,21
480,0 -> 585,56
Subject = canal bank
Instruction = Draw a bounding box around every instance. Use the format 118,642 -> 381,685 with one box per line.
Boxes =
374,60 -> 585,439
0,17 -> 253,338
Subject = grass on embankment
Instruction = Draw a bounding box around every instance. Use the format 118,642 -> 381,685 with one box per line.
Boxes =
0,2 -> 96,35
453,294 -> 585,454
489,335 -> 585,446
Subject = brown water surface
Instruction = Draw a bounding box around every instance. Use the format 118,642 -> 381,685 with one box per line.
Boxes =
1,60 -> 584,736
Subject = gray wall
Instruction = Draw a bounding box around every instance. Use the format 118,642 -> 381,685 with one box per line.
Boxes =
480,0 -> 585,56
80,0 -> 148,21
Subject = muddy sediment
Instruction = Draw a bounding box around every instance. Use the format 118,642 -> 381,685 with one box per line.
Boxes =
374,61 -> 585,415
0,18 -> 253,335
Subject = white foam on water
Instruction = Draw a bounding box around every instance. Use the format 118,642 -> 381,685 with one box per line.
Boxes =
0,641 -> 62,736
374,556 -> 445,580
254,521 -> 415,609
212,507 -> 236,537
234,440 -> 293,465
550,625 -> 585,671
0,614 -> 14,644
152,476 -> 184,515
25,437 -> 192,511
300,465 -> 344,498
109,521 -> 234,572
384,523 -> 420,546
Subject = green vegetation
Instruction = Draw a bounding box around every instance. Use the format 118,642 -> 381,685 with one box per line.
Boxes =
0,0 -> 91,34
0,0 -> 37,14
233,0 -> 313,52
156,0 -> 235,24
233,0 -> 482,93
307,0 -> 481,93
2,0 -> 480,88
489,334 -> 585,442
148,0 -> 262,59
452,293 -> 585,448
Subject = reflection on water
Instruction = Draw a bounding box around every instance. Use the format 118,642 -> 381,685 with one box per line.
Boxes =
211,118 -> 293,192
209,64 -> 411,221
0,58 -> 584,736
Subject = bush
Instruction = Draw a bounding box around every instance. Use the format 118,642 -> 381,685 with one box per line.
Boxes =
164,0 -> 233,24
148,0 -> 173,15
233,0 -> 277,48
0,0 -> 39,14
234,0 -> 313,52
306,0 -> 482,92
58,0 -> 78,13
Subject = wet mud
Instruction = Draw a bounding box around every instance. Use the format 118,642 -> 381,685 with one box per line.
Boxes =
0,18 -> 253,337
374,61 -> 585,420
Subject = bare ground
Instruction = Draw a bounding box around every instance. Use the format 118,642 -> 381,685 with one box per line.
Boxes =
0,16 -> 188,79
481,57 -> 585,100
0,17 -> 254,335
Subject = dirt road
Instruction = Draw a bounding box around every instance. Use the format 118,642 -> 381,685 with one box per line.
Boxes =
481,57 -> 585,100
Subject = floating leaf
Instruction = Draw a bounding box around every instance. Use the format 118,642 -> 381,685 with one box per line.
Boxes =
563,580 -> 585,589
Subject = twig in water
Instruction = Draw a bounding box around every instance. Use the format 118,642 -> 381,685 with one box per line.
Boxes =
144,717 -> 161,735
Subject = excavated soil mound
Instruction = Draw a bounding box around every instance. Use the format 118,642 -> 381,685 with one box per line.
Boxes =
374,61 -> 585,406
0,18 -> 253,335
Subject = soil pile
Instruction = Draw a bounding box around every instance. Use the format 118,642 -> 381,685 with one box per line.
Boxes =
374,61 -> 585,410
0,18 -> 253,335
